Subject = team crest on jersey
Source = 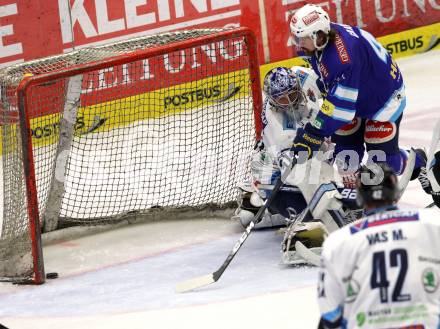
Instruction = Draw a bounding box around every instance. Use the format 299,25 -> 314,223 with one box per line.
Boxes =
335,34 -> 350,64
422,268 -> 439,293
302,11 -> 320,25
364,120 -> 396,144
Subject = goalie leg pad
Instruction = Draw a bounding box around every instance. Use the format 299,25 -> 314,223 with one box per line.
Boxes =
267,188 -> 308,219
281,221 -> 327,266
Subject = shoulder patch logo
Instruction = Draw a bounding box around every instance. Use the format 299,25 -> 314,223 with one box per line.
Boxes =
335,34 -> 350,64
321,99 -> 335,117
302,11 -> 320,26
297,70 -> 308,85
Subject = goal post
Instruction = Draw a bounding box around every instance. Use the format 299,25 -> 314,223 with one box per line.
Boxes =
0,27 -> 262,284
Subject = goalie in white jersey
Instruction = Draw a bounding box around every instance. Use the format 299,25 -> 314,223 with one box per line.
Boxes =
233,65 -> 324,228
318,162 -> 440,329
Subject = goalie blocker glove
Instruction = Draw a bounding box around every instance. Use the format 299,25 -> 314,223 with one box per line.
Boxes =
291,122 -> 325,159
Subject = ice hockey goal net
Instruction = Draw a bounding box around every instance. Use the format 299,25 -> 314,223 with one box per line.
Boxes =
0,27 -> 262,284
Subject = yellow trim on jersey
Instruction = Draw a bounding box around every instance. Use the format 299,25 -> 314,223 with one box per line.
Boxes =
321,99 -> 335,117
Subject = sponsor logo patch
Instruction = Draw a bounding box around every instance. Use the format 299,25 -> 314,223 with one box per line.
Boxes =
335,34 -> 350,64
345,279 -> 360,303
297,70 -> 308,85
321,99 -> 335,117
335,117 -> 361,136
312,117 -> 323,129
302,11 -> 320,26
303,133 -> 322,145
364,120 -> 396,144
422,268 -> 439,293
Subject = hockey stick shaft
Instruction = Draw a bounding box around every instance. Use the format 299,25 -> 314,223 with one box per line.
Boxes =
176,160 -> 296,293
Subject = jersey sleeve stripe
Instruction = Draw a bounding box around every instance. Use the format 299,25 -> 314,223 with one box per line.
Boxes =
322,305 -> 343,322
372,85 -> 406,122
334,85 -> 358,103
332,107 -> 356,122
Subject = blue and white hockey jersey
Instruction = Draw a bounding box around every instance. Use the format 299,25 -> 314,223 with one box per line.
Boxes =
302,23 -> 406,136
318,206 -> 440,328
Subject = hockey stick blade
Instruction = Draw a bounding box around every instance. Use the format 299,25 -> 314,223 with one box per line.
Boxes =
175,160 -> 299,293
175,161 -> 298,293
175,220 -> 256,293
175,274 -> 215,293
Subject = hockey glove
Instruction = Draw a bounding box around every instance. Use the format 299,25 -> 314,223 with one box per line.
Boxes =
291,122 -> 325,159
250,149 -> 280,186
277,148 -> 295,170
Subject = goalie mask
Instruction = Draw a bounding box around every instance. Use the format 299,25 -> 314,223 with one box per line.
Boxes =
263,67 -> 305,121
356,163 -> 399,207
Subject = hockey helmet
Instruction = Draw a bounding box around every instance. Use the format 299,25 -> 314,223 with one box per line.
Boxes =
356,163 -> 399,206
290,4 -> 331,50
263,67 -> 304,117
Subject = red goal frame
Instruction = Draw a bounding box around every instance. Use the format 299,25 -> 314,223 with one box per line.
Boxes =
15,27 -> 263,284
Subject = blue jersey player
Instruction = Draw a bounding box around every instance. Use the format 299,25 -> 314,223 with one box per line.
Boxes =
289,4 -> 432,194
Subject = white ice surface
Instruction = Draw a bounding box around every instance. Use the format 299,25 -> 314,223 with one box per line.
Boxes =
1,50 -> 440,329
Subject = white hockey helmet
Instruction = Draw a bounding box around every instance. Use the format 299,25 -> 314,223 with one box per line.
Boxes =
290,4 -> 331,51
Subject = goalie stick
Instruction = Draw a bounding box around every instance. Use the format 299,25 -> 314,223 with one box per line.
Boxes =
175,159 -> 297,293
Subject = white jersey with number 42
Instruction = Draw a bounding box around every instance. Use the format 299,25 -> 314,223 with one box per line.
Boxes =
318,207 -> 440,329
